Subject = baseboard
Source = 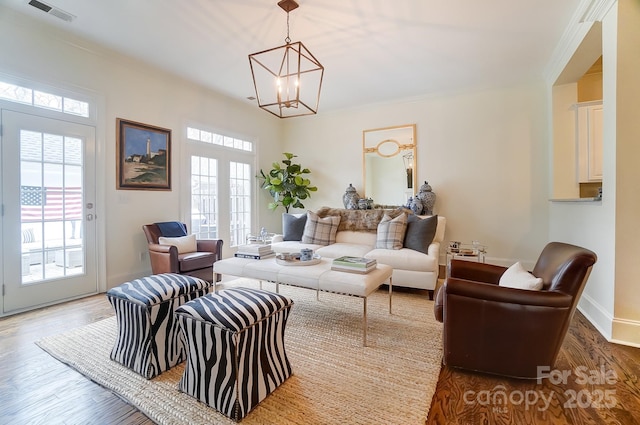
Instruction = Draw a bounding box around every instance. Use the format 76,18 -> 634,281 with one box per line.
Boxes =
611,318 -> 640,348
577,292 -> 613,340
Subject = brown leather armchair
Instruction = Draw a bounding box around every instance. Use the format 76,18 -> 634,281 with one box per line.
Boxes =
434,242 -> 597,379
142,223 -> 223,283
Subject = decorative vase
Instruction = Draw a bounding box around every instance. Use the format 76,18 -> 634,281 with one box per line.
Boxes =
342,184 -> 360,210
409,197 -> 423,215
415,181 -> 436,215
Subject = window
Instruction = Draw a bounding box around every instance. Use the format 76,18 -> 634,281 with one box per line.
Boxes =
0,81 -> 90,118
190,156 -> 218,239
187,126 -> 255,248
187,126 -> 253,152
229,161 -> 251,247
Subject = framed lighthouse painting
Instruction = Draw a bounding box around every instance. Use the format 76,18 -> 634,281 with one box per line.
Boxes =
116,118 -> 172,190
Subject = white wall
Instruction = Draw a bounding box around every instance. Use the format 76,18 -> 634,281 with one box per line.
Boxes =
282,84 -> 550,267
548,0 -> 640,347
552,83 -> 580,198
0,6 -> 283,289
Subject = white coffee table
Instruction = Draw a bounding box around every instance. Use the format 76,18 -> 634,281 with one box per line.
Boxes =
213,257 -> 393,346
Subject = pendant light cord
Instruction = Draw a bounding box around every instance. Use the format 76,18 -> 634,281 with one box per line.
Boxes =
285,11 -> 291,44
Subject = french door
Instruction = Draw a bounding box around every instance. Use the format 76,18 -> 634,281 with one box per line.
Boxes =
1,110 -> 97,314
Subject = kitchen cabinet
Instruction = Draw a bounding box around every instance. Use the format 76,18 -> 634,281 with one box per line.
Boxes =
576,101 -> 603,183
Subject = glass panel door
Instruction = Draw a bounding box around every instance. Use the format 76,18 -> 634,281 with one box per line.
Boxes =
2,110 -> 97,314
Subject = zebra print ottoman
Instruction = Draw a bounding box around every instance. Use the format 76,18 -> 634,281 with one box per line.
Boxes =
106,273 -> 210,379
175,287 -> 294,421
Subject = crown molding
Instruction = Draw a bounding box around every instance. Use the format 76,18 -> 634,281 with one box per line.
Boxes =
543,0 -> 616,85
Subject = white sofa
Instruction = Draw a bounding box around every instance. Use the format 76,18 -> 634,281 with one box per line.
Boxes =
270,208 -> 446,298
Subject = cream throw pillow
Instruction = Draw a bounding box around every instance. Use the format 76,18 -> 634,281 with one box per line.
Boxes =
301,211 -> 340,245
499,262 -> 543,290
375,213 -> 408,250
158,234 -> 197,254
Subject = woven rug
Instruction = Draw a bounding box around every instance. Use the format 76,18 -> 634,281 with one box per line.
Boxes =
37,279 -> 443,425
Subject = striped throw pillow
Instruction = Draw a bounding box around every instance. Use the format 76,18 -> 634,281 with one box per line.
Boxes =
301,211 -> 340,245
375,213 -> 408,250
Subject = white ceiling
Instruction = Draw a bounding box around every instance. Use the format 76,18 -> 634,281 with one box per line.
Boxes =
2,0 -> 583,113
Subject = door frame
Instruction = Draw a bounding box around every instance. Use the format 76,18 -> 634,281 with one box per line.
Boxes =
0,86 -> 106,316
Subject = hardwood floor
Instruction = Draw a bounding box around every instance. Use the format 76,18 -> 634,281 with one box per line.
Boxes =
427,312 -> 640,425
0,295 -> 150,425
1,293 -> 638,424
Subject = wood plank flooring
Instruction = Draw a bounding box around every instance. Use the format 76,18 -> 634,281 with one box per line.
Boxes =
1,292 -> 638,424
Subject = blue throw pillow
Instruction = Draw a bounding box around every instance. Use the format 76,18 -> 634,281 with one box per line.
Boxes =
155,221 -> 188,237
282,213 -> 307,241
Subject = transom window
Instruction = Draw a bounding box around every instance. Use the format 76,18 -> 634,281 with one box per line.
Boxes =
0,81 -> 90,118
187,126 -> 253,152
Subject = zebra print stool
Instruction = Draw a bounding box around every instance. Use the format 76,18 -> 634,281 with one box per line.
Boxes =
106,273 -> 210,379
175,287 -> 294,421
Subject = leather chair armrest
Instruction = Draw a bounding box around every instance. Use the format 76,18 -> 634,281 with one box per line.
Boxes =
445,278 -> 573,308
448,259 -> 507,284
148,243 -> 173,254
196,239 -> 223,260
147,243 -> 179,274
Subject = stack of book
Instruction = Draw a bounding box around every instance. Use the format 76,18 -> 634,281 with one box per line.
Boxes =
234,244 -> 275,259
331,256 -> 377,274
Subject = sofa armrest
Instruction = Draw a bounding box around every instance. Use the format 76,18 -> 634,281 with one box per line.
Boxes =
271,234 -> 284,243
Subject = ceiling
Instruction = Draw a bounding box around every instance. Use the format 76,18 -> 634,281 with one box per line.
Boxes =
1,0 -> 583,113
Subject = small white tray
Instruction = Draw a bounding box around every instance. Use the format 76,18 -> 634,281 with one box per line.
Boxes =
276,255 -> 322,266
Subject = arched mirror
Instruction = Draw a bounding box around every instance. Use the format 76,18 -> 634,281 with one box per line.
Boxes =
363,124 -> 416,206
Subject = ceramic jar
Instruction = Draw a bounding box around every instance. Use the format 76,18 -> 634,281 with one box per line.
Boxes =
409,197 -> 423,215
415,181 -> 436,215
342,183 -> 360,210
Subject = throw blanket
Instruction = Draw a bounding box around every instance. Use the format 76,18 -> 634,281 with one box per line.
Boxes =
315,207 -> 411,232
155,221 -> 188,237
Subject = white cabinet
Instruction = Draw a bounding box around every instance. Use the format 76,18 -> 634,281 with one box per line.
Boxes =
576,101 -> 603,182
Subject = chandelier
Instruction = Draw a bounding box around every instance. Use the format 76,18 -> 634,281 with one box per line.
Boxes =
248,0 -> 324,118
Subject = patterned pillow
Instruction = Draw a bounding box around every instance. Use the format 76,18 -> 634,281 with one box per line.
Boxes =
375,213 -> 408,250
301,211 -> 340,245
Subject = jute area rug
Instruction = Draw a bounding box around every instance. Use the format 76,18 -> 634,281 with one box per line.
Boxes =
37,279 -> 443,425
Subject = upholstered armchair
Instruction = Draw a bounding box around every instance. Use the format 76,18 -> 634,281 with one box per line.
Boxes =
434,242 -> 597,379
142,222 -> 223,283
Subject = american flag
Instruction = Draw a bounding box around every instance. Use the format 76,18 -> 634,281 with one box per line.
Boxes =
21,186 -> 83,222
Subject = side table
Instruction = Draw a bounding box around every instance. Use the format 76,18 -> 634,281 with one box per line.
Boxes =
446,242 -> 487,264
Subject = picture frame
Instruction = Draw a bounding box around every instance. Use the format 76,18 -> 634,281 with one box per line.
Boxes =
116,118 -> 171,190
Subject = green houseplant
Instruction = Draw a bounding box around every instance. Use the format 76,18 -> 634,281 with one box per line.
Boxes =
259,152 -> 317,213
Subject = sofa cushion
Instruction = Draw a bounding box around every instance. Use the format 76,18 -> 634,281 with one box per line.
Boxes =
499,262 -> 543,290
301,211 -> 340,245
159,234 -> 197,254
282,213 -> 307,241
270,241 -> 324,254
404,215 -> 438,254
316,243 -> 373,259
375,214 -> 407,250
366,247 -> 438,272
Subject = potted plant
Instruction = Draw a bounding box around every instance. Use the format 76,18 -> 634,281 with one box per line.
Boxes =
259,152 -> 317,212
